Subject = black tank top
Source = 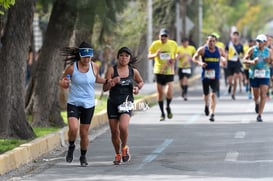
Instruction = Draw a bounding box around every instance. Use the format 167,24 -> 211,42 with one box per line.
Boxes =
109,65 -> 134,103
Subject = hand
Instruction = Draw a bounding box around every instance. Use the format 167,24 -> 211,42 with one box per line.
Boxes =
61,77 -> 70,89
252,57 -> 259,64
112,76 -> 120,85
133,86 -> 139,95
200,62 -> 207,68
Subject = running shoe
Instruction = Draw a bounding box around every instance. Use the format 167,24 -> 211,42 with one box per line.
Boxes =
204,105 -> 209,116
255,104 -> 259,114
166,107 -> 173,119
79,156 -> 88,167
66,144 -> 75,163
160,114 -> 165,121
113,154 -> 121,165
256,115 -> 263,122
231,94 -> 235,100
209,114 -> 215,122
122,145 -> 131,162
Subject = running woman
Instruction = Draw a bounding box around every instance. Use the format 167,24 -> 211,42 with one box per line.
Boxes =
103,47 -> 144,165
59,41 -> 109,167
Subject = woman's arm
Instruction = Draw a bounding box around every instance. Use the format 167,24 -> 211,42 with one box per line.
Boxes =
59,65 -> 73,89
133,68 -> 144,95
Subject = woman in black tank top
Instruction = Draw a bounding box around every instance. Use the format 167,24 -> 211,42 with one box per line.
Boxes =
103,47 -> 144,165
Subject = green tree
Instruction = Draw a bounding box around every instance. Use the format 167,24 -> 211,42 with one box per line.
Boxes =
0,0 -> 15,15
28,0 -> 129,127
0,0 -> 35,139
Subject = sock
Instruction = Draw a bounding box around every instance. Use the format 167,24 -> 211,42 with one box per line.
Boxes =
69,141 -> 75,147
81,149 -> 87,156
184,85 -> 188,95
166,98 -> 172,108
158,101 -> 164,115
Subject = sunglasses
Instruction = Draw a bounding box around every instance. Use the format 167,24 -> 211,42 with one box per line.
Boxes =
256,40 -> 264,43
161,35 -> 168,38
79,48 -> 93,57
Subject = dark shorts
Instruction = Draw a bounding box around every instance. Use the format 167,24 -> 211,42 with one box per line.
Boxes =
227,61 -> 242,76
202,79 -> 219,95
155,74 -> 174,85
250,78 -> 270,88
107,99 -> 132,119
244,69 -> 249,80
67,103 -> 95,124
178,68 -> 191,79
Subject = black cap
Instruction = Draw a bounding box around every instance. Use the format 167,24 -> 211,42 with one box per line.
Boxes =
79,41 -> 92,48
159,28 -> 169,36
117,47 -> 132,58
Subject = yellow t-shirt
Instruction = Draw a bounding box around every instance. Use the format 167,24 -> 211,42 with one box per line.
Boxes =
149,39 -> 178,75
216,41 -> 225,49
177,45 -> 196,68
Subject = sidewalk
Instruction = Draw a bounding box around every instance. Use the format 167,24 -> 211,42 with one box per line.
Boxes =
0,74 -> 200,176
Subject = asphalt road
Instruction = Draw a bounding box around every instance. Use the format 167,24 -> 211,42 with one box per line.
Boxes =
6,79 -> 273,181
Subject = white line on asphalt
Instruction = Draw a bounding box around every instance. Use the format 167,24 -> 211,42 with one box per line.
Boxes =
234,160 -> 273,164
186,114 -> 201,124
137,139 -> 173,170
225,152 -> 239,162
234,131 -> 246,139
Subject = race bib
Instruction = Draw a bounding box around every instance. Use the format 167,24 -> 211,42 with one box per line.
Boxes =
229,55 -> 239,62
254,69 -> 266,78
182,68 -> 191,74
117,101 -> 134,113
205,69 -> 215,79
159,53 -> 171,60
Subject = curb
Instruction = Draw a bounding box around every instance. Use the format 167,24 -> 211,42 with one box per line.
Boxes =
0,74 -> 200,176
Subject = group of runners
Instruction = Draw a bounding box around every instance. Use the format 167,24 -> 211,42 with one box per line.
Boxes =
59,28 -> 272,167
148,28 -> 273,123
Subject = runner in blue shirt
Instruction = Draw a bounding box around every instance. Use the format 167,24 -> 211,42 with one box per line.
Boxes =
193,34 -> 226,122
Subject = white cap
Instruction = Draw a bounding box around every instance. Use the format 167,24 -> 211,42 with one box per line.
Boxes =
256,34 -> 267,42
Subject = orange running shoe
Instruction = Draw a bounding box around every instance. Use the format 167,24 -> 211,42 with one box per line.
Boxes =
122,145 -> 131,162
113,154 -> 121,165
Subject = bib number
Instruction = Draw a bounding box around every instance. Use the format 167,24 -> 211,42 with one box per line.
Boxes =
254,69 -> 266,78
182,68 -> 191,74
205,69 -> 215,79
229,55 -> 238,62
159,53 -> 171,60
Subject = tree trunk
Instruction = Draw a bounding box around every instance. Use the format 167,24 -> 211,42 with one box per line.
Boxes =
30,0 -> 77,127
0,0 -> 35,139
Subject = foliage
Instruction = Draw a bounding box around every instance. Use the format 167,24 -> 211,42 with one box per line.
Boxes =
0,0 -> 15,15
202,0 -> 273,42
0,139 -> 27,154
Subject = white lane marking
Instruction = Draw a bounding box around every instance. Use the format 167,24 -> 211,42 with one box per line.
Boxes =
186,114 -> 201,124
137,139 -> 173,170
234,160 -> 273,164
234,131 -> 246,139
225,152 -> 239,162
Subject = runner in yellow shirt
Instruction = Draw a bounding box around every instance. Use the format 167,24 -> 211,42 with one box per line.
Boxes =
176,38 -> 196,101
148,28 -> 178,121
